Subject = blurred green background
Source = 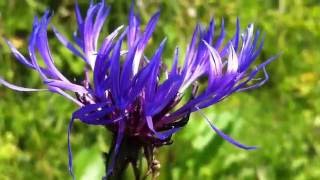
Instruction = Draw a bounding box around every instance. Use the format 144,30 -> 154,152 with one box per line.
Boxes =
0,0 -> 319,179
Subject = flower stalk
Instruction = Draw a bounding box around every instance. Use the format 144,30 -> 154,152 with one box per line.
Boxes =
104,134 -> 141,180
104,133 -> 162,180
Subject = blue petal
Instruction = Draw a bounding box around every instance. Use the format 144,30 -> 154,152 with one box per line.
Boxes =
28,16 -> 48,80
94,26 -> 123,98
182,24 -> 199,74
72,104 -> 122,125
236,55 -> 279,92
36,11 -> 69,81
169,47 -> 179,78
107,120 -> 125,176
204,18 -> 215,45
75,0 -> 84,34
67,116 -> 75,180
128,38 -> 166,103
120,43 -> 138,98
0,77 -> 47,92
109,30 -> 127,106
4,39 -> 34,68
146,116 -> 180,140
45,79 -> 88,94
92,1 -> 110,50
128,1 -> 141,48
237,67 -> 269,92
214,18 -> 225,49
51,26 -> 86,61
83,4 -> 100,63
197,107 -> 257,150
144,38 -> 167,101
149,76 -> 182,116
232,17 -> 240,51
132,11 -> 160,75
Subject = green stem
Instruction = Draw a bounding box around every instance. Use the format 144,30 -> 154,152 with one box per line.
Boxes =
103,134 -> 162,180
104,135 -> 143,180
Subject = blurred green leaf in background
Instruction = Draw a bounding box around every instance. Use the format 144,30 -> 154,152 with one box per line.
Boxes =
0,0 -> 319,179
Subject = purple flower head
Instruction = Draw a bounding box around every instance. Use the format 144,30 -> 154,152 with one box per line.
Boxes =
0,0 -> 277,178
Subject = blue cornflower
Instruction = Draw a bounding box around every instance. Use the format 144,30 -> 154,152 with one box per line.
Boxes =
0,0 -> 276,178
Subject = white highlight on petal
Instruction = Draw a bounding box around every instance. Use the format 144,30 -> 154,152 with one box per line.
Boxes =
0,77 -> 47,92
227,44 -> 239,73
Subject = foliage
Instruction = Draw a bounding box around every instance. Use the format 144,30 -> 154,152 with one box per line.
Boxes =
0,0 -> 319,179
